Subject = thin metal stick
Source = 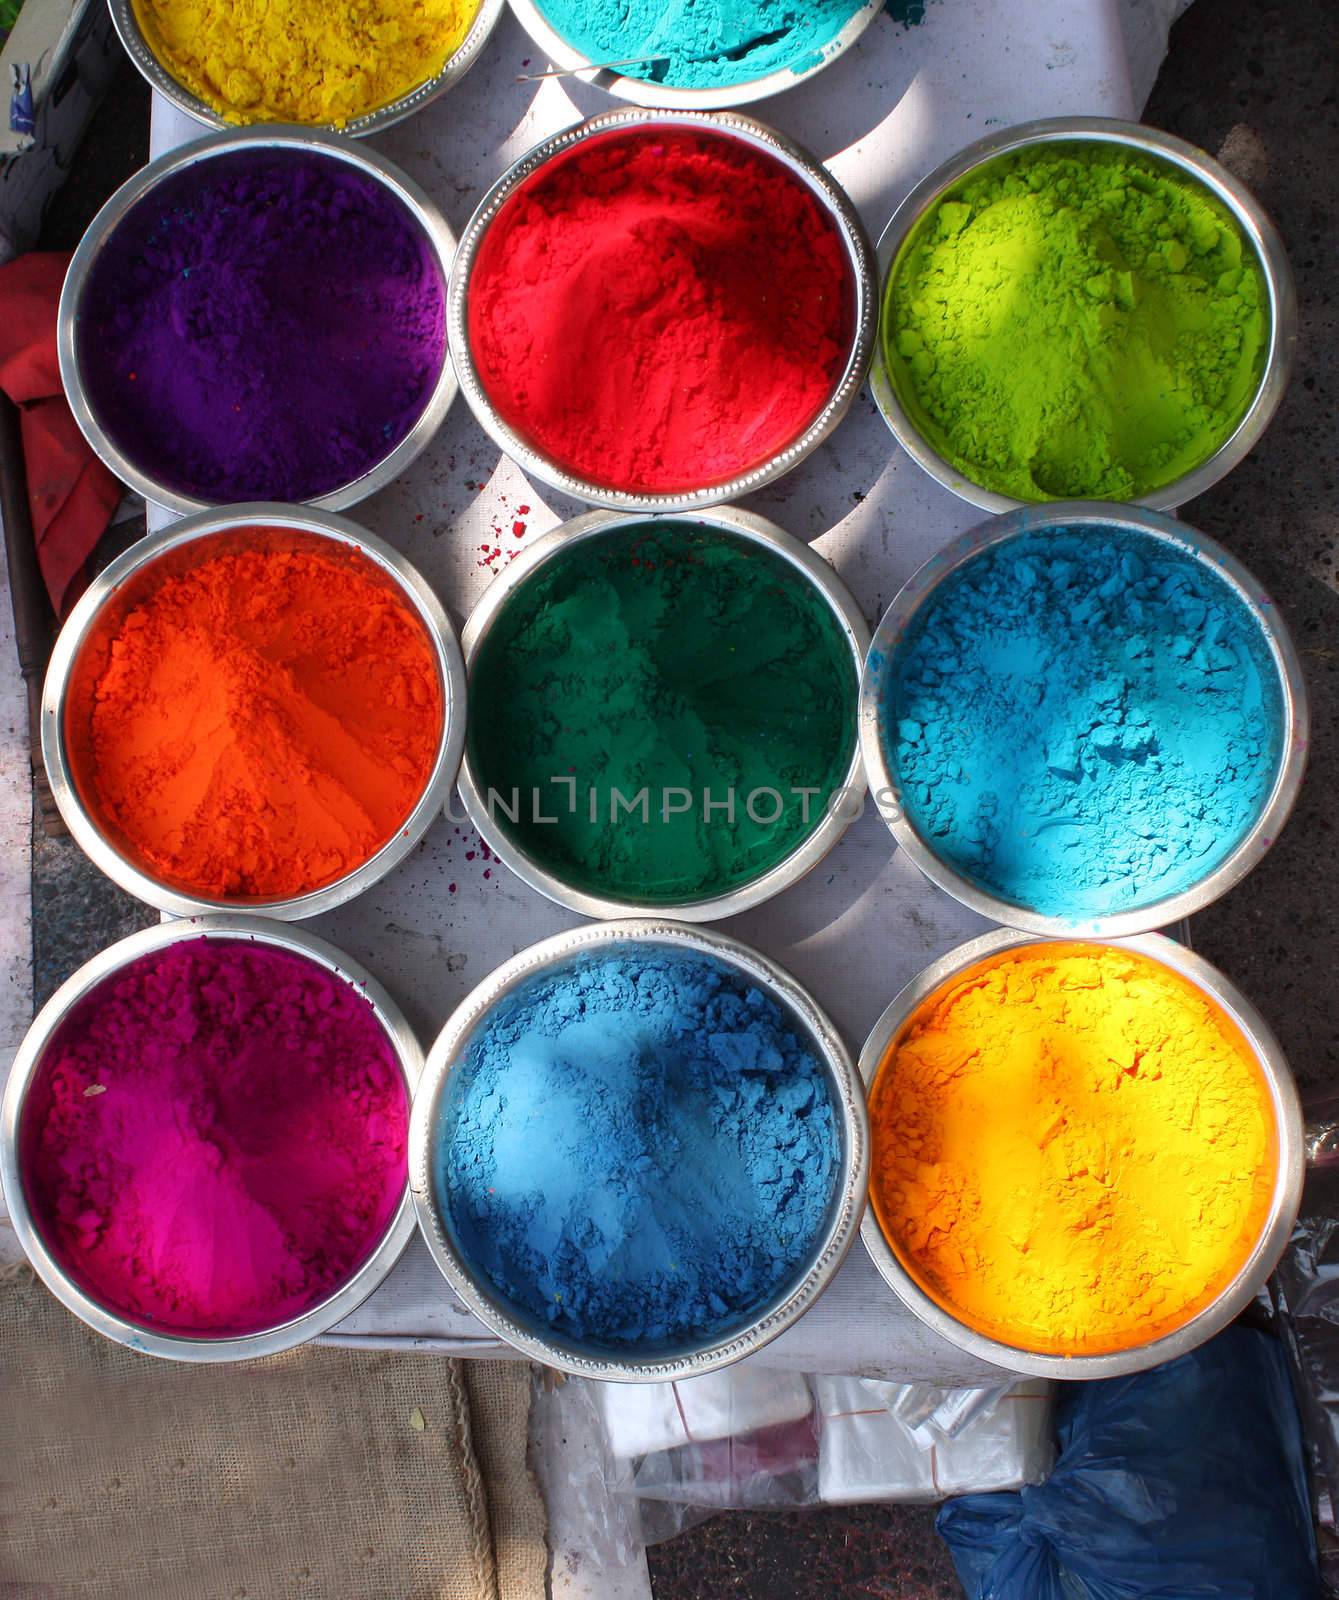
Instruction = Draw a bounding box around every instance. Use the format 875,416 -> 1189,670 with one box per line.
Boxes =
516,56 -> 669,82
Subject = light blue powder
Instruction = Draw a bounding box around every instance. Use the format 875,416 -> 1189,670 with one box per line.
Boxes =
532,0 -> 871,88
436,950 -> 838,1352
885,527 -> 1282,918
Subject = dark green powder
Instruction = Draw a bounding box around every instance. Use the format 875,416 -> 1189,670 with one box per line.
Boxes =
467,523 -> 858,905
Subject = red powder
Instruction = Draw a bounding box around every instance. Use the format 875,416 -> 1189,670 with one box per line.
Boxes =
466,127 -> 855,494
20,939 -> 408,1338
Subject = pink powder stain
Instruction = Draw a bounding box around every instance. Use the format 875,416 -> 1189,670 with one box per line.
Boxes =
20,939 -> 408,1338
447,828 -> 498,890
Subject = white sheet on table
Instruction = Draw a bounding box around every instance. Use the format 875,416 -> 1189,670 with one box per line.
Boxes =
129,0 -> 1161,1381
1118,0 -> 1194,106
0,533 -> 34,1266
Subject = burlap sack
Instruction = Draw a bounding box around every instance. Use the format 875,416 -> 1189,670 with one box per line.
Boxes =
0,1265 -> 547,1600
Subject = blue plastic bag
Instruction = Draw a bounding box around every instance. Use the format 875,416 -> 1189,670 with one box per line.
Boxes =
937,1326 -> 1320,1599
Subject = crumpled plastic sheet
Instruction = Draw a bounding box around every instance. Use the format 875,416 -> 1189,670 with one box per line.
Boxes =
1270,1154 -> 1339,1597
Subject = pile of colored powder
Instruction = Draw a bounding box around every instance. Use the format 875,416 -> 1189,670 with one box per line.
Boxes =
468,523 -> 857,904
20,939 -> 409,1336
78,148 -> 446,503
869,943 -> 1277,1356
70,541 -> 442,901
533,0 -> 869,88
883,142 -> 1269,500
466,127 -> 855,494
886,525 -> 1280,917
132,0 -> 480,126
438,949 -> 839,1349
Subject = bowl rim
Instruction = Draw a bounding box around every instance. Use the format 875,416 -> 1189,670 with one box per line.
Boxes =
858,500 -> 1310,937
41,503 -> 467,921
458,506 -> 870,920
0,915 -> 425,1362
868,115 -> 1298,512
108,0 -> 506,136
502,0 -> 885,110
57,125 -> 458,515
857,926 -> 1305,1379
445,106 -> 877,512
409,918 -> 870,1381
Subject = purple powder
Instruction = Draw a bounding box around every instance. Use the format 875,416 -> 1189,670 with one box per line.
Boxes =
77,148 -> 447,503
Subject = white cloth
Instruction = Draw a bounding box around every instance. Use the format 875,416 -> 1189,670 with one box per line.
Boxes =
127,0 -> 1166,1378
0,523 -> 34,1269
1118,0 -> 1194,106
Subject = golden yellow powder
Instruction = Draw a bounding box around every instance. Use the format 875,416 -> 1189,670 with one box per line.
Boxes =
869,943 -> 1278,1357
132,0 -> 482,127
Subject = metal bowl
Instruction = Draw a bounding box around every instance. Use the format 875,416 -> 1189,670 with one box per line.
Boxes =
43,504 -> 467,920
859,502 -> 1308,938
447,108 -> 877,511
858,927 -> 1305,1379
0,915 -> 424,1362
110,0 -> 505,136
869,117 -> 1298,513
459,507 -> 869,920
410,919 -> 869,1380
58,127 -> 457,516
504,0 -> 884,110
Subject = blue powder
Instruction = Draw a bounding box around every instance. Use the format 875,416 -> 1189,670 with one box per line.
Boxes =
436,950 -> 839,1352
885,527 -> 1282,918
531,0 -> 870,89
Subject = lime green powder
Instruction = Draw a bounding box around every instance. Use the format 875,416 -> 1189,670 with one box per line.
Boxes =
883,143 -> 1270,501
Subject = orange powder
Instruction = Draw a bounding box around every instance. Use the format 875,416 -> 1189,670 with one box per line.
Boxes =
72,544 -> 442,901
869,943 -> 1277,1357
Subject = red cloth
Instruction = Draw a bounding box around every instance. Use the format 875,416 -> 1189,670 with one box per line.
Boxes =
0,252 -> 121,614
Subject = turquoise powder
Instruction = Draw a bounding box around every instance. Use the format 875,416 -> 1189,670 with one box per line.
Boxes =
436,949 -> 839,1352
885,526 -> 1283,918
532,0 -> 870,88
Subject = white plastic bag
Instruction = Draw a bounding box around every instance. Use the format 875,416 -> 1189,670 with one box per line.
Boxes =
596,1368 -> 814,1457
817,1377 -> 1055,1504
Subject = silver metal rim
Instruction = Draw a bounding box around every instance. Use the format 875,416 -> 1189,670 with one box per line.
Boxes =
503,0 -> 883,109
859,501 -> 1309,937
41,504 -> 467,921
869,116 -> 1298,513
0,916 -> 425,1362
109,0 -> 505,136
57,126 -> 458,515
410,919 -> 869,1381
459,507 -> 869,920
447,108 -> 877,511
857,927 -> 1305,1379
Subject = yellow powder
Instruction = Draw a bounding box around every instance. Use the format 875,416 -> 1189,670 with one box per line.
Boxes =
132,0 -> 482,127
869,943 -> 1277,1357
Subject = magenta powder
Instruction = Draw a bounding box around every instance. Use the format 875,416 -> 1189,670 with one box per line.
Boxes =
76,148 -> 446,503
19,938 -> 409,1338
